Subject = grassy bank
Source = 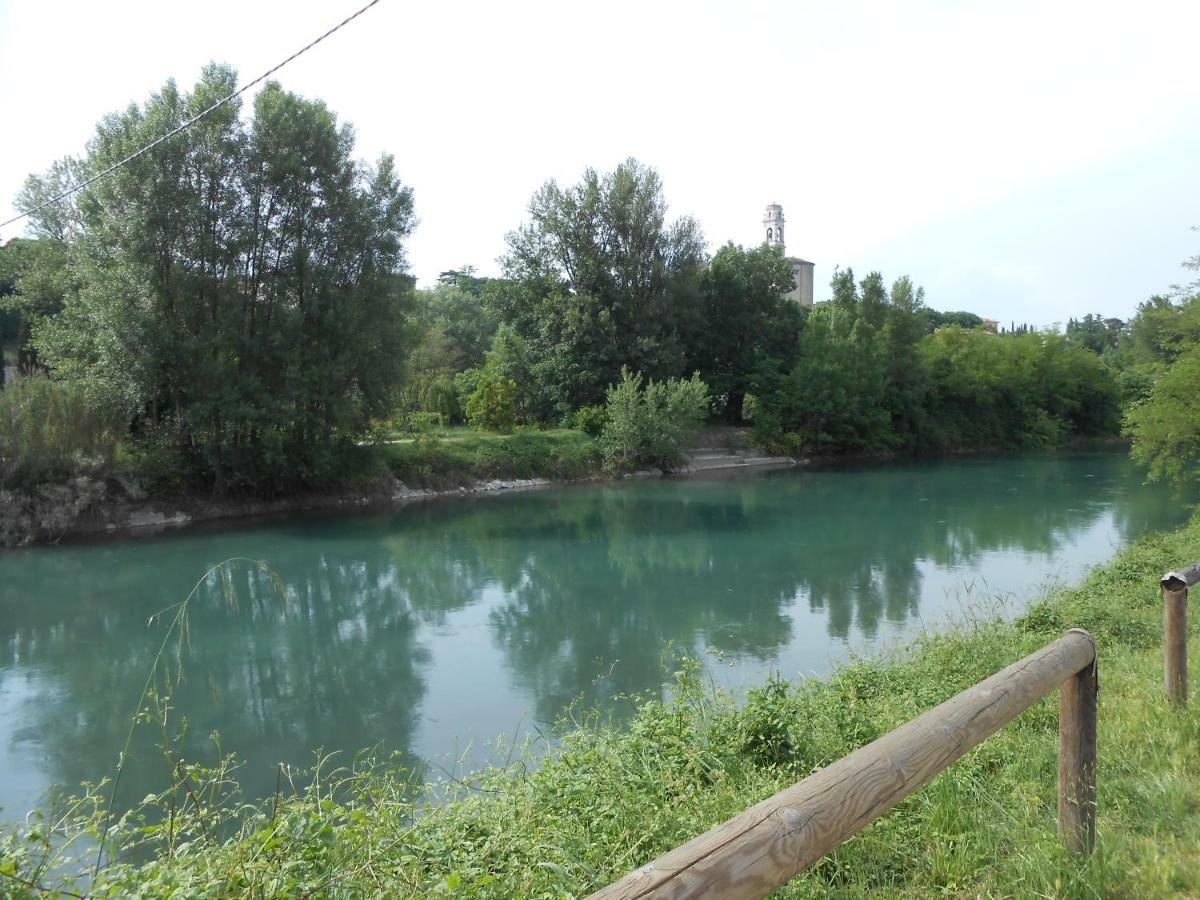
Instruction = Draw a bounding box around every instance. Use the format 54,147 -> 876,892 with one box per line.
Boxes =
6,517 -> 1200,897
379,428 -> 602,489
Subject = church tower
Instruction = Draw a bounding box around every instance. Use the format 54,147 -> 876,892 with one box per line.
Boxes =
762,202 -> 814,306
763,203 -> 785,251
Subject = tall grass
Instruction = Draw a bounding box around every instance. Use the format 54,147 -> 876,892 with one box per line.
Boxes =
0,375 -> 121,490
4,517 -> 1200,896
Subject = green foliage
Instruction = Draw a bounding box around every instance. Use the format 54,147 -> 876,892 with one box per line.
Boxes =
465,374 -> 518,433
9,516 -> 1200,896
409,280 -> 497,375
921,327 -> 1120,450
382,429 -> 601,488
1125,345 -> 1200,484
19,65 -> 415,494
564,403 -> 608,438
481,325 -> 548,423
1115,263 -> 1200,486
0,375 -> 120,489
418,375 -> 460,424
0,237 -> 72,375
750,268 -> 1120,457
600,369 -> 710,473
689,242 -> 804,420
916,307 -> 983,332
497,158 -> 706,413
750,270 -> 893,455
1066,313 -> 1126,355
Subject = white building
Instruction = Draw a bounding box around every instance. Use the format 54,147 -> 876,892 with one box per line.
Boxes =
762,203 -> 814,306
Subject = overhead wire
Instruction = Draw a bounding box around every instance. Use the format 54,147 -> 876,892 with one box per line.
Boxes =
0,0 -> 384,231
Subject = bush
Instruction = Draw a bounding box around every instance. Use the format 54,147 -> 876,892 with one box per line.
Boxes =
403,410 -> 444,435
465,373 -> 518,432
565,404 -> 608,438
600,369 -> 710,473
0,375 -> 121,490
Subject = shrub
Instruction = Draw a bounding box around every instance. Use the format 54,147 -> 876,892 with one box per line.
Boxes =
600,369 -> 710,473
465,373 -> 518,432
740,392 -> 760,422
403,410 -> 443,434
0,375 -> 121,490
565,404 -> 608,438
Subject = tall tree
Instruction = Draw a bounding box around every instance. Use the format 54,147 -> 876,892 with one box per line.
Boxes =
24,65 -> 416,492
688,242 -> 803,420
500,158 -> 706,413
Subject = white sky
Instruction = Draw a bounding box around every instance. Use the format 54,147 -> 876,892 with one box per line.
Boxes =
1,0 -> 1198,325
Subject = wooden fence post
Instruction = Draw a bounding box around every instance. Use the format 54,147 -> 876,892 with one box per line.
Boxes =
1058,629 -> 1097,855
1161,568 -> 1194,707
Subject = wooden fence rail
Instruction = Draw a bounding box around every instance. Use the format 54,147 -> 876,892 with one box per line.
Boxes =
590,629 -> 1098,900
1161,562 -> 1199,706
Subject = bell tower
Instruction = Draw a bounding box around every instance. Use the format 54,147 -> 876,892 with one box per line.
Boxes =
763,203 -> 785,252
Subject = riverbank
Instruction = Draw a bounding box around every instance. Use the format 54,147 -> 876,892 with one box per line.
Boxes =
1,429 -> 602,545
6,428 -> 1117,548
6,509 -> 1199,896
2,427 -> 798,546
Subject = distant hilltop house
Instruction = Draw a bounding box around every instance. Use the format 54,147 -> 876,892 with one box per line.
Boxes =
762,203 -> 814,306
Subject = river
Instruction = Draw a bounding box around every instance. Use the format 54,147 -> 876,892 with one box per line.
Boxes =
0,448 -> 1190,821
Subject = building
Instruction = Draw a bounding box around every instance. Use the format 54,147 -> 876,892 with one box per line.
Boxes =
762,203 -> 814,306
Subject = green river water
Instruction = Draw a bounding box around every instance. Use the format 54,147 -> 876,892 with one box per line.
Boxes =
0,449 -> 1191,821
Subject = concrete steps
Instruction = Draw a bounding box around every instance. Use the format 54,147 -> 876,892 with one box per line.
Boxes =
683,447 -> 795,473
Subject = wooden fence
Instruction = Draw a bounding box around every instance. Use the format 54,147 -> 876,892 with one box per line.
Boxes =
1162,561 -> 1199,706
590,629 -> 1098,900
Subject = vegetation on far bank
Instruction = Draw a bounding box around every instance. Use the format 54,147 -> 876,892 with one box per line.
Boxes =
5,510 -> 1200,897
7,64 -> 1197,541
379,427 -> 601,489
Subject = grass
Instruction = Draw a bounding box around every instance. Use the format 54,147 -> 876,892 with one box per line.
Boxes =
5,514 -> 1200,897
380,428 -> 602,489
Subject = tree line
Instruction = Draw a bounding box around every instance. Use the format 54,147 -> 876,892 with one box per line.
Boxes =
2,65 -> 1195,497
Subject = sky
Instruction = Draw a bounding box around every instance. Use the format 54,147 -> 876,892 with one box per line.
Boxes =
1,0 -> 1198,326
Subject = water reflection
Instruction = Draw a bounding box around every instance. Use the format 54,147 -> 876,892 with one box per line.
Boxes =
0,450 -> 1189,819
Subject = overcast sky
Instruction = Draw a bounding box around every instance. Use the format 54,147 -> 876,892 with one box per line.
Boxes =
1,0 -> 1198,325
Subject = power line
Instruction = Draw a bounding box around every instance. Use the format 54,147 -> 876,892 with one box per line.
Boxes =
1,0 -> 384,232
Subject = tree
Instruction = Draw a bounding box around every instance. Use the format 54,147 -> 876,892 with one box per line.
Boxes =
688,243 -> 804,420
1122,234 -> 1200,483
750,299 -> 892,455
880,275 -> 931,443
1066,313 -> 1125,355
15,157 -> 86,244
499,158 -> 706,414
1126,345 -> 1200,485
23,65 -> 416,493
404,280 -> 498,420
920,327 -> 1119,449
